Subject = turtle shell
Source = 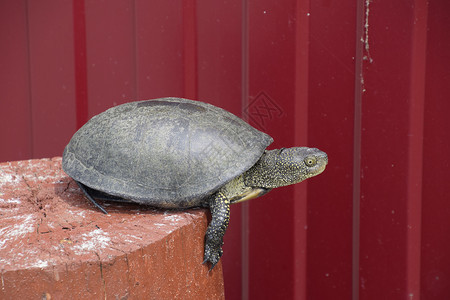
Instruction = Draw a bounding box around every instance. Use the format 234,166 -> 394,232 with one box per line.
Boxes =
62,98 -> 273,208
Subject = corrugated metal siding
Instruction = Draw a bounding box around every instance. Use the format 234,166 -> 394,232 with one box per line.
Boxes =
1,1 -> 449,299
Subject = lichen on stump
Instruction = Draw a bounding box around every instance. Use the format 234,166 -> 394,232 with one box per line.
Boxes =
0,158 -> 224,299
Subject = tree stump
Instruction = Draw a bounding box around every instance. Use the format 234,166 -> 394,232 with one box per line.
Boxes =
0,158 -> 224,299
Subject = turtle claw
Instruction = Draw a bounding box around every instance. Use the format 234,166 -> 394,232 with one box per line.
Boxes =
203,241 -> 223,271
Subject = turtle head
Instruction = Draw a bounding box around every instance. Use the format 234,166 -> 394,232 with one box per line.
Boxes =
243,147 -> 328,188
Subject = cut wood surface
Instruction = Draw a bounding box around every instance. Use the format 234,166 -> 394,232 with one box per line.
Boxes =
0,158 -> 224,299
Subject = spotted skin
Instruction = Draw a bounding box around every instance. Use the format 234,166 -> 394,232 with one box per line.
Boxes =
244,147 -> 328,188
203,192 -> 230,269
201,147 -> 328,269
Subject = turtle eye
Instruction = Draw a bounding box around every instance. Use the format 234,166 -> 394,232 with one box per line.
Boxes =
304,156 -> 317,167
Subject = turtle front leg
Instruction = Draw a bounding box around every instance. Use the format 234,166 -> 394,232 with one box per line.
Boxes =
203,191 -> 230,270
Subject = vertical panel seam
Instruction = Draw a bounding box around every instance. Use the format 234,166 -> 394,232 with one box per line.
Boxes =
294,0 -> 310,298
73,0 -> 88,128
182,0 -> 198,99
352,0 -> 366,298
132,0 -> 138,100
241,0 -> 249,299
25,0 -> 34,157
406,0 -> 428,298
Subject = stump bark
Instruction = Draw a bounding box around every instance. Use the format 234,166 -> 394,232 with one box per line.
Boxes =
0,158 -> 224,299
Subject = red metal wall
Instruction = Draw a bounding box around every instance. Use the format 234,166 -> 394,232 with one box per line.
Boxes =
1,1 -> 449,299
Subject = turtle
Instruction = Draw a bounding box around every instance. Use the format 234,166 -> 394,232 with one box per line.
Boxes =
62,97 -> 328,270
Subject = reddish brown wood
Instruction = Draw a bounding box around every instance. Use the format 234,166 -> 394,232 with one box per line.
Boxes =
0,158 -> 224,299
